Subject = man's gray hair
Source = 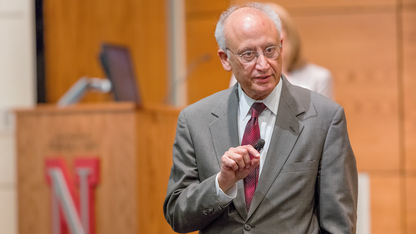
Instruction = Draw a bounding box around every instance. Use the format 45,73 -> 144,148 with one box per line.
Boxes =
214,2 -> 282,52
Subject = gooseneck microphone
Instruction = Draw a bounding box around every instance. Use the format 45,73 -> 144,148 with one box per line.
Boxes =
254,139 -> 265,153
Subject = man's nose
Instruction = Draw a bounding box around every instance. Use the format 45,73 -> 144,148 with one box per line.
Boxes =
255,53 -> 269,70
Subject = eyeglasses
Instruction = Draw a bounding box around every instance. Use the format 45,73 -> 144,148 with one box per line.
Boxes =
226,45 -> 282,63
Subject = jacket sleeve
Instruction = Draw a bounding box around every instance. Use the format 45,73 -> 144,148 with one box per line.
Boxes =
318,106 -> 358,233
163,110 -> 228,233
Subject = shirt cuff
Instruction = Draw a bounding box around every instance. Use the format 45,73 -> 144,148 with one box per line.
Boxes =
215,173 -> 237,206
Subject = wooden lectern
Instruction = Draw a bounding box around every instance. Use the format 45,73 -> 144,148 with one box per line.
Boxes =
15,103 -> 182,234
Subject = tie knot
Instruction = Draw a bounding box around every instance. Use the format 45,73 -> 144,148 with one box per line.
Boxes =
250,102 -> 266,118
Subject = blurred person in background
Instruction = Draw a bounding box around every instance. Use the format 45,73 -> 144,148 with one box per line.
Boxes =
230,2 -> 334,99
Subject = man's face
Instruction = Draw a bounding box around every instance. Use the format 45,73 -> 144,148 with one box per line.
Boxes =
218,9 -> 283,100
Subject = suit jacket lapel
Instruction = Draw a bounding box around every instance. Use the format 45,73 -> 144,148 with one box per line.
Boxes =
209,86 -> 249,219
209,86 -> 240,166
248,77 -> 306,218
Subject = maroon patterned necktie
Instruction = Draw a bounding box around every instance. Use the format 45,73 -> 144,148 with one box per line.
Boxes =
243,102 -> 266,211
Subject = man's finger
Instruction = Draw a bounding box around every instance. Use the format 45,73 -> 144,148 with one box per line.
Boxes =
241,145 -> 261,160
222,155 -> 239,171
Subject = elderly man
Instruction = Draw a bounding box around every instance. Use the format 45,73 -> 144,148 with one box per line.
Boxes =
164,2 -> 358,234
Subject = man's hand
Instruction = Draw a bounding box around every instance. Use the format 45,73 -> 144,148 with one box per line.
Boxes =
217,145 -> 260,192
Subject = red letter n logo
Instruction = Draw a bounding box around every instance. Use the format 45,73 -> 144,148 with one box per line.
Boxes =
45,158 -> 99,234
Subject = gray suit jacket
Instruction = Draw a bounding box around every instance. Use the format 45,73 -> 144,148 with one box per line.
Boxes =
164,76 -> 358,234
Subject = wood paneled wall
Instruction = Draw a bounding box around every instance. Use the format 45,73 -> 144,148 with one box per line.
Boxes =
42,0 -> 416,233
43,0 -> 168,104
185,0 -> 232,104
403,1 -> 416,233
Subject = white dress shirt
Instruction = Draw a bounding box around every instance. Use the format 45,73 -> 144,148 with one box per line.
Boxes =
215,78 -> 283,205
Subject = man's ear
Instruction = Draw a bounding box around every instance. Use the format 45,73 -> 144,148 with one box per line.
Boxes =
218,49 -> 232,72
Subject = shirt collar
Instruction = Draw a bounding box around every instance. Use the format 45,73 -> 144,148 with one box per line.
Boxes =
238,76 -> 282,118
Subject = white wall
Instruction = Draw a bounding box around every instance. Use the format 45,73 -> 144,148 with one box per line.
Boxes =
166,0 -> 187,107
0,0 -> 36,233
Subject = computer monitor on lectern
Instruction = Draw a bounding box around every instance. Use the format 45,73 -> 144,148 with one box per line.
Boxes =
99,43 -> 141,106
